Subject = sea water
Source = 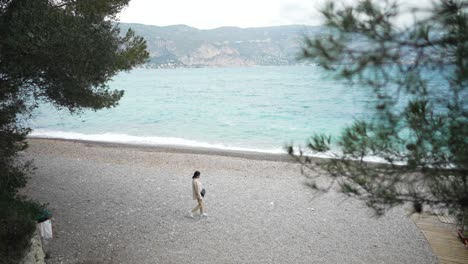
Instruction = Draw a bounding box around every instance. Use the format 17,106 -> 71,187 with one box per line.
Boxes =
28,66 -> 381,154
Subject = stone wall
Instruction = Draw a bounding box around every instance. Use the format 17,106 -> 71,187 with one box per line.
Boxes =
21,227 -> 46,264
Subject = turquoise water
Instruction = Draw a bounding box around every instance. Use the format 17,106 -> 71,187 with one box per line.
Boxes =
29,66 -> 377,153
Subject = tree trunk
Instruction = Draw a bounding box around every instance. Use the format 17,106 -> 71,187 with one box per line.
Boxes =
463,208 -> 468,236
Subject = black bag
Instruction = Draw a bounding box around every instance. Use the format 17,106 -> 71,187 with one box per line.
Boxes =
201,188 -> 206,198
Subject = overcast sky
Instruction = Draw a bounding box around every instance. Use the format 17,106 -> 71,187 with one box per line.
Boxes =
118,0 -> 432,29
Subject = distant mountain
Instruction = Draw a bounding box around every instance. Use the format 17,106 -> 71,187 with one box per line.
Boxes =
118,23 -> 327,68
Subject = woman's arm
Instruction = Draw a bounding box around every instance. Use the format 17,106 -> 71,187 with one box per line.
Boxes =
195,180 -> 202,200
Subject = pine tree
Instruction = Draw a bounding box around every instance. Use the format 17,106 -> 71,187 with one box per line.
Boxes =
0,1 -> 148,262
290,0 -> 467,227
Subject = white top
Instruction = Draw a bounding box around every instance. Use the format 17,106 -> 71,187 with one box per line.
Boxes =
192,178 -> 203,200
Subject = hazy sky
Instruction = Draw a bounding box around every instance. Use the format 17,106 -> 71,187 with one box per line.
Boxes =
118,0 -> 431,29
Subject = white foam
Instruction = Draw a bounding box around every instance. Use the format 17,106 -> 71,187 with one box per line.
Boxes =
29,129 -> 400,164
29,129 -> 286,154
290,147 -> 405,165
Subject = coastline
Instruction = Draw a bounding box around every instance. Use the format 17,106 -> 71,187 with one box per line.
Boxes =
27,137 -> 298,163
27,137 -> 391,166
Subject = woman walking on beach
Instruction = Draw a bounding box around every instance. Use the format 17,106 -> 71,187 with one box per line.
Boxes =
190,171 -> 207,217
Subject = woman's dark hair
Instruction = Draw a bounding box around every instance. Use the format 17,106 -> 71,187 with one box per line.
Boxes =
192,171 -> 200,179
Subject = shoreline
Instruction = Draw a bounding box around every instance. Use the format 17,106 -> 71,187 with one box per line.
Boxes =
27,137 -> 393,166
27,137 -> 299,163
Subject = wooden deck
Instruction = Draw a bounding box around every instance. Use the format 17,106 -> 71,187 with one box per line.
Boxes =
412,214 -> 468,264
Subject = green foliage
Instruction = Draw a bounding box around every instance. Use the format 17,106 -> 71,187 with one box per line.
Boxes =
308,134 -> 331,153
0,196 -> 43,264
0,106 -> 32,197
0,0 -> 149,262
292,0 -> 468,216
0,0 -> 149,192
0,0 -> 148,112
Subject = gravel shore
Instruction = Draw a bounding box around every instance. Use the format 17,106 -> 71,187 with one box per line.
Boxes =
22,139 -> 437,264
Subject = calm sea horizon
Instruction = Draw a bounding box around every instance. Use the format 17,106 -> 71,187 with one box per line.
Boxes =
28,65 -> 377,155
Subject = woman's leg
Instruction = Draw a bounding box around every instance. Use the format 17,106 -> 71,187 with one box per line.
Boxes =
191,203 -> 200,213
199,199 -> 205,214
192,198 -> 204,214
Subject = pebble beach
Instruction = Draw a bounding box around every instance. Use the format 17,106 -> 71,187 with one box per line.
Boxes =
22,138 -> 437,264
